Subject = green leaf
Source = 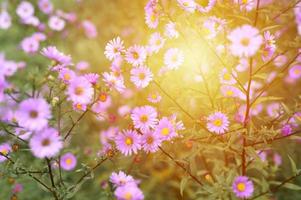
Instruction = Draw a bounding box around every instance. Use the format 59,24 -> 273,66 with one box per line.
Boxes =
288,155 -> 298,175
180,177 -> 189,196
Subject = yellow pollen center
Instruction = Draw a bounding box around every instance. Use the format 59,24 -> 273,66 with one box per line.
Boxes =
99,93 -> 107,102
146,136 -> 154,144
140,115 -> 148,123
241,38 -> 250,46
242,0 -> 248,4
213,119 -> 222,127
64,73 -> 71,81
138,73 -> 146,80
161,127 -> 170,136
132,51 -> 139,59
124,192 -> 132,200
223,73 -> 232,81
294,69 -> 301,75
75,87 -> 84,95
75,103 -> 82,110
125,137 -> 133,145
0,149 -> 8,155
226,90 -> 234,96
237,182 -> 246,192
66,158 -> 73,165
151,94 -> 157,99
150,13 -> 156,22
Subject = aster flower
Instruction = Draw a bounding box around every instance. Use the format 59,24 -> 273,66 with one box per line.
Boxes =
48,15 -> 65,31
148,32 -> 165,54
145,2 -> 160,29
76,61 -> 90,71
58,68 -> 76,84
92,95 -> 112,113
131,106 -> 158,132
114,184 -> 144,200
72,103 -> 87,112
130,66 -> 153,89
110,171 -> 135,187
102,72 -> 126,93
60,153 -> 77,171
141,130 -> 161,153
125,45 -> 147,67
228,24 -> 263,57
196,0 -> 216,13
115,129 -> 141,156
38,0 -> 53,14
155,117 -> 177,141
232,176 -> 254,198
207,112 -> 229,134
15,98 -> 51,131
41,46 -> 72,65
220,85 -> 243,98
67,76 -> 94,105
82,20 -> 98,39
177,0 -> 196,13
289,65 -> 301,79
164,22 -> 179,39
84,73 -> 100,85
20,36 -> 39,54
104,37 -> 125,61
0,143 -> 12,163
16,1 -> 34,19
219,68 -> 237,85
147,92 -> 161,103
164,48 -> 184,70
29,128 -> 63,158
0,11 -> 11,30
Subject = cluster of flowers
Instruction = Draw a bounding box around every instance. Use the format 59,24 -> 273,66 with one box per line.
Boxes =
109,171 -> 144,200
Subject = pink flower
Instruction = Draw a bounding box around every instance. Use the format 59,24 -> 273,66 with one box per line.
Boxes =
67,76 -> 94,104
114,184 -> 144,200
60,153 -> 77,171
164,22 -> 179,39
20,36 -> 39,54
125,45 -> 147,66
82,20 -> 98,38
41,46 -> 72,65
177,0 -> 196,13
38,0 -> 53,14
130,66 -> 153,89
0,143 -> 12,163
196,0 -> 216,13
164,48 -> 184,70
232,176 -> 254,198
228,25 -> 263,57
131,106 -> 158,132
59,68 -> 76,84
104,37 -> 125,61
289,65 -> 301,79
207,112 -> 229,134
102,72 -> 126,93
110,171 -> 135,187
29,128 -> 63,158
16,1 -> 34,19
219,68 -> 237,85
115,129 -> 141,156
76,61 -> 90,71
0,11 -> 11,30
147,92 -> 161,103
48,15 -> 65,31
148,32 -> 165,54
220,85 -> 243,98
141,130 -> 162,153
144,1 -> 160,29
84,73 -> 99,85
16,98 -> 51,131
155,117 -> 177,141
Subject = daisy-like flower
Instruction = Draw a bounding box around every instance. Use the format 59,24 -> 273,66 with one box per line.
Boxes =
82,20 -> 98,39
130,66 -> 153,89
207,112 -> 229,134
220,85 -> 243,98
104,37 -> 125,61
76,61 -> 90,71
141,130 -> 161,153
115,129 -> 141,156
114,184 -> 144,200
60,153 -> 77,171
147,92 -> 161,103
38,0 -> 53,15
102,72 -> 126,93
110,171 -> 135,187
125,45 -> 147,66
41,46 -> 72,65
84,73 -> 100,85
228,24 -> 263,57
15,98 -> 51,131
20,36 -> 39,54
148,32 -> 165,54
164,22 -> 179,39
155,117 -> 177,141
131,106 -> 158,132
0,143 -> 12,163
16,1 -> 34,19
29,128 -> 63,158
72,103 -> 87,112
58,68 -> 76,84
48,15 -> 65,31
232,176 -> 254,198
177,0 -> 196,13
164,48 -> 184,70
67,76 -> 94,104
144,1 -> 160,29
196,0 -> 216,13
289,65 -> 301,79
219,68 -> 237,85
0,11 -> 11,30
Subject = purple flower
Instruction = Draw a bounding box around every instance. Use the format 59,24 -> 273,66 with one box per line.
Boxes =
155,117 -> 177,141
16,1 -> 34,20
114,184 -> 144,200
41,46 -> 72,65
281,124 -> 292,136
20,36 -> 39,54
38,0 -> 53,14
82,20 -> 98,38
232,176 -> 254,198
207,112 -> 229,134
141,130 -> 161,153
115,129 -> 141,156
0,143 -> 12,163
15,98 -> 51,131
131,106 -> 157,132
48,15 -> 65,31
66,76 -> 94,105
60,153 -> 77,171
0,11 -> 11,30
110,171 -> 135,187
29,128 -> 63,158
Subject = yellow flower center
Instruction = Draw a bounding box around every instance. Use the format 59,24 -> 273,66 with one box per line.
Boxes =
99,93 -> 107,102
125,137 -> 133,146
198,0 -> 210,7
139,72 -> 146,80
140,115 -> 148,123
161,127 -> 170,136
124,192 -> 132,200
294,69 -> 301,75
242,0 -> 248,4
151,94 -> 157,99
65,158 -> 73,165
226,90 -> 234,96
75,103 -> 82,110
75,86 -> 84,95
213,119 -> 222,127
237,182 -> 246,192
29,110 -> 38,118
240,38 -> 250,46
132,51 -> 139,59
64,73 -> 71,81
146,136 -> 154,144
0,149 -> 8,155
223,73 -> 232,81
